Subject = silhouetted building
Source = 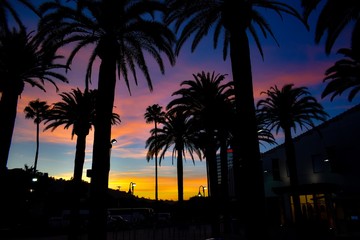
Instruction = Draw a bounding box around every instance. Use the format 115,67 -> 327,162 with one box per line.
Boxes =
261,104 -> 360,233
215,149 -> 236,198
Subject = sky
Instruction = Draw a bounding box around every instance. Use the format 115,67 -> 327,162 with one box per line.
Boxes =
5,1 -> 360,201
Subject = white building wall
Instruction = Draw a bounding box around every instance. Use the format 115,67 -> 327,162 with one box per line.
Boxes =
262,104 -> 360,197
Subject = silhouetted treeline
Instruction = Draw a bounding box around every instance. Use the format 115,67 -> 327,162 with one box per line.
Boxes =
0,168 -> 215,238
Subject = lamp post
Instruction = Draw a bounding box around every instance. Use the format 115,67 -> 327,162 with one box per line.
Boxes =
198,185 -> 207,197
129,182 -> 136,195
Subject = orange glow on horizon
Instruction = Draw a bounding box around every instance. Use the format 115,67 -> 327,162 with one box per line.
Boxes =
108,175 -> 207,201
51,173 -> 208,202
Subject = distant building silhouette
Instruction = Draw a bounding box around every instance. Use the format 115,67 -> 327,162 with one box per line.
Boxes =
262,104 -> 360,233
215,104 -> 360,234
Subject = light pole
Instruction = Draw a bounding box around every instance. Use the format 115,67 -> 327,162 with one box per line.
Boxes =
129,182 -> 136,195
198,185 -> 207,197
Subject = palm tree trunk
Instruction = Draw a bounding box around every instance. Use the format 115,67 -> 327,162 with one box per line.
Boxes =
34,121 -> 40,173
0,90 -> 18,231
155,123 -> 158,201
155,155 -> 158,200
74,134 -> 86,182
0,90 -> 18,174
177,148 -> 183,202
284,127 -> 303,225
89,45 -> 117,240
68,134 -> 87,240
230,29 -> 267,239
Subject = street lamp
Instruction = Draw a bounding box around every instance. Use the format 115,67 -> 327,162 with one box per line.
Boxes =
198,185 -> 207,197
109,139 -> 117,171
88,139 -> 117,178
129,182 -> 136,195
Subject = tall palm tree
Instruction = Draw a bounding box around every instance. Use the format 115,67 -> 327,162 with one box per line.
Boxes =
166,71 -> 234,199
321,48 -> 360,102
144,104 -> 165,201
45,88 -> 120,240
44,88 -> 121,183
0,0 -> 39,32
256,83 -> 329,225
24,99 -> 50,173
145,110 -> 202,202
301,0 -> 360,57
166,71 -> 234,237
38,1 -> 175,238
164,2 -> 305,238
0,28 -> 68,174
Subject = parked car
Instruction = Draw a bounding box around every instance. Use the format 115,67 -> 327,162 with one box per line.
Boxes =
107,213 -> 131,230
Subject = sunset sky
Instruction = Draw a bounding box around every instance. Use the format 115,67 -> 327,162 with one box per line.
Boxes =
5,1 -> 360,201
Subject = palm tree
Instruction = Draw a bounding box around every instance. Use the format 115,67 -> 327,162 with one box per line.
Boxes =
167,71 -> 234,199
164,2 -> 305,237
166,71 -> 234,237
23,164 -> 36,175
321,48 -> 360,102
44,88 -> 121,183
44,88 -> 120,240
38,1 -> 175,238
24,99 -> 50,173
256,83 -> 329,225
0,0 -> 39,32
301,0 -> 360,57
144,104 -> 165,201
0,28 -> 68,174
301,1 -> 360,106
145,110 -> 202,202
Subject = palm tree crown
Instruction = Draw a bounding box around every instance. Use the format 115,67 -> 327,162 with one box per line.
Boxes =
38,0 -> 176,92
301,0 -> 360,56
165,0 -> 304,59
0,0 -> 39,32
0,28 -> 67,173
321,48 -> 360,102
145,104 -> 166,129
0,28 -> 68,95
257,84 -> 329,134
24,99 -> 50,173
